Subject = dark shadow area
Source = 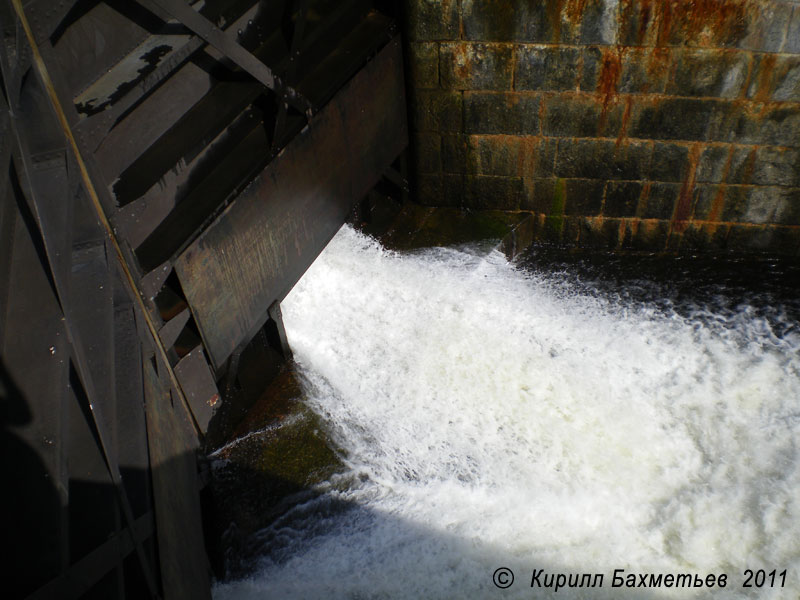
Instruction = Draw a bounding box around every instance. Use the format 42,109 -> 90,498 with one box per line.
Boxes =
519,245 -> 800,326
208,460 -> 673,600
1,359 -> 63,598
1,355 -> 220,599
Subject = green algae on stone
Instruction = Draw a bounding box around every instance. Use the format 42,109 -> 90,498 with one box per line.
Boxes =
205,367 -> 345,577
251,403 -> 342,489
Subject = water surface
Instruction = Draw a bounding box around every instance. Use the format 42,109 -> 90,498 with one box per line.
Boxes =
215,226 -> 800,599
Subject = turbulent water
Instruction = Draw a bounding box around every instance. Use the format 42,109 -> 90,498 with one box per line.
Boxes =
215,225 -> 800,599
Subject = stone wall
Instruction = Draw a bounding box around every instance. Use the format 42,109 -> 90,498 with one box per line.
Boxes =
403,0 -> 800,254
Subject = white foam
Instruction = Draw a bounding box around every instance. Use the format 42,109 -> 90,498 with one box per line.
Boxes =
215,226 -> 800,599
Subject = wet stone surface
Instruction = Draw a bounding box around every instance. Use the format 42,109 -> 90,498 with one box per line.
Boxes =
205,368 -> 343,578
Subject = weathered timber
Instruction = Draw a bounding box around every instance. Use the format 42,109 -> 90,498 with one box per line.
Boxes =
175,37 -> 407,370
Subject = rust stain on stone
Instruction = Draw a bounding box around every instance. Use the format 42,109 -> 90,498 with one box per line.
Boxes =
637,181 -> 652,218
598,48 -> 622,104
451,45 -> 474,84
518,136 -> 540,176
740,147 -> 757,185
564,0 -> 590,24
708,187 -> 726,223
546,0 -> 564,42
597,48 -> 622,131
617,219 -> 628,248
619,0 -> 655,46
646,47 -> 671,88
751,54 -> 777,103
672,142 -> 702,233
638,0 -> 654,45
616,97 -> 633,147
708,146 -> 735,222
656,0 -> 752,47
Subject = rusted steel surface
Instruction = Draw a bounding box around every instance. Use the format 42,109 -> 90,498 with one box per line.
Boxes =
175,37 -> 408,370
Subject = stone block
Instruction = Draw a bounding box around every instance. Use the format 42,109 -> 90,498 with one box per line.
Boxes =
466,135 -> 554,178
725,147 -> 758,184
406,0 -> 460,41
718,185 -> 752,222
736,188 -> 800,225
466,135 -> 517,176
737,1 -> 793,52
464,92 -> 540,135
750,147 -> 800,187
618,0 -> 660,47
555,138 -> 651,181
747,55 -> 800,102
653,0 -> 754,48
535,137 -> 558,178
604,181 -> 643,217
564,179 -> 605,216
416,173 -> 442,206
725,224 -> 800,256
617,48 -> 671,94
576,0 -> 619,45
632,219 -> 670,252
680,222 -> 731,252
412,132 -> 442,174
785,6 -> 800,54
577,216 -> 621,249
580,47 -> 604,91
650,142 -> 690,182
410,89 -> 463,132
707,102 -> 800,147
441,134 -> 466,173
691,184 -> 722,220
442,174 -> 465,205
515,46 -> 580,91
696,145 -> 730,183
409,42 -> 440,89
461,0 -> 553,42
521,177 -> 557,213
463,175 -> 525,209
629,97 -> 718,141
542,93 -> 623,138
667,49 -> 750,98
725,224 -> 776,253
640,182 -> 680,219
440,43 -> 514,90
737,187 -> 800,225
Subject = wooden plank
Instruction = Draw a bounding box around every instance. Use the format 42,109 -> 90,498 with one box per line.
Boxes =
143,356 -> 211,600
1,173 -> 71,598
173,346 -> 220,433
174,36 -> 407,369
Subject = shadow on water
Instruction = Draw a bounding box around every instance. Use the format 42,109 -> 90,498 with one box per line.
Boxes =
519,245 -> 800,328
211,460 -> 674,600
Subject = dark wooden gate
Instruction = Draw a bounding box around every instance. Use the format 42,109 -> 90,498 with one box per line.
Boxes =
1,1 -> 407,598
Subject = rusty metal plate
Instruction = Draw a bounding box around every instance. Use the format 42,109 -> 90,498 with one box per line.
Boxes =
175,36 -> 407,370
